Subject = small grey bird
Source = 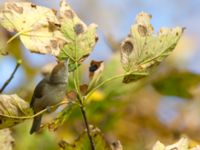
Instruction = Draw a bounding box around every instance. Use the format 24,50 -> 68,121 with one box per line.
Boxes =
30,60 -> 69,134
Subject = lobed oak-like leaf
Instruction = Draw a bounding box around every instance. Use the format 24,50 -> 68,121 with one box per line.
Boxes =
58,0 -> 98,62
121,12 -> 184,83
0,2 -> 66,56
0,94 -> 31,129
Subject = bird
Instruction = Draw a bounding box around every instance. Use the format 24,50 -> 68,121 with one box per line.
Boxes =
30,60 -> 69,134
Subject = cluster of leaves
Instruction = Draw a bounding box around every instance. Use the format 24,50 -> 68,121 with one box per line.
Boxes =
59,126 -> 122,150
0,0 -> 184,149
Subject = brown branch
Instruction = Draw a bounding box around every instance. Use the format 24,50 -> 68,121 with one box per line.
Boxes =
80,105 -> 95,150
77,96 -> 95,150
0,60 -> 21,93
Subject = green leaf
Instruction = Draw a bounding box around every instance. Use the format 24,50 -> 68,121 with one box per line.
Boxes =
58,0 -> 98,62
0,94 -> 31,129
59,127 -> 112,150
152,71 -> 200,99
120,12 -> 184,83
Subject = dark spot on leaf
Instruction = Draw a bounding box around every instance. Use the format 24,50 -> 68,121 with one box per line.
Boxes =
55,23 -> 61,28
176,32 -> 179,36
80,84 -> 88,95
48,21 -> 58,32
14,121 -> 19,125
52,9 -> 57,15
67,91 -> 77,100
95,36 -> 99,42
22,20 -> 26,23
123,74 -> 146,83
89,60 -> 103,72
50,40 -> 58,49
122,41 -> 134,55
0,119 -> 2,124
89,64 -> 98,72
7,3 -> 23,14
45,46 -> 51,52
78,54 -> 90,62
89,60 -> 103,78
74,24 -> 84,35
138,25 -> 147,36
31,3 -> 37,8
64,10 -> 74,19
59,41 -> 68,49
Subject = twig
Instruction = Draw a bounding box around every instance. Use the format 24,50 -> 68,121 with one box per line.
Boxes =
0,60 -> 21,93
79,102 -> 95,150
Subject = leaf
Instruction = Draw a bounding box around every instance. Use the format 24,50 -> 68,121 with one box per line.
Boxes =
152,138 -> 200,150
0,94 -> 31,129
0,129 -> 14,150
152,71 -> 200,99
43,102 -> 76,131
0,2 -> 66,56
152,138 -> 197,150
120,12 -> 184,83
152,141 -> 165,150
0,27 -> 9,55
88,60 -> 104,91
59,127 -> 112,150
58,0 -> 98,62
111,141 -> 123,150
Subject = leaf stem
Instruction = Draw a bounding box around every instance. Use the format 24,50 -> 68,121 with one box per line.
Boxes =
6,29 -> 30,45
86,72 -> 148,100
0,100 -> 69,119
0,60 -> 21,93
86,73 -> 128,100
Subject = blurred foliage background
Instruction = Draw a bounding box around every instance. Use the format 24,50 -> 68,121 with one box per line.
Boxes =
0,0 -> 200,150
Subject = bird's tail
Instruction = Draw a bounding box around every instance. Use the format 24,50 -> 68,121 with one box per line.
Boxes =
30,115 -> 42,134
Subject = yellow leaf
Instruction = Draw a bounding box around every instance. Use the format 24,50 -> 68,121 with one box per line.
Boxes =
0,94 -> 31,129
0,2 -> 67,56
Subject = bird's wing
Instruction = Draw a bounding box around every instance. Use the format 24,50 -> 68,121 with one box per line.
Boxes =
30,79 -> 47,107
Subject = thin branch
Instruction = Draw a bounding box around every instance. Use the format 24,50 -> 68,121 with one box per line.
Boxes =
0,60 -> 21,93
72,34 -> 95,150
80,103 -> 95,150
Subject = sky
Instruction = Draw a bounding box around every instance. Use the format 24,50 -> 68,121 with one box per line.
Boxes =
0,0 -> 200,91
